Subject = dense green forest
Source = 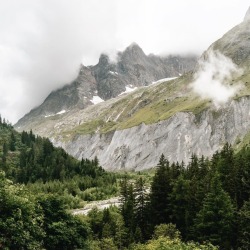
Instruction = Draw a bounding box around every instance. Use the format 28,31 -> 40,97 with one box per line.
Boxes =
0,116 -> 119,208
0,115 -> 250,249
84,143 -> 250,249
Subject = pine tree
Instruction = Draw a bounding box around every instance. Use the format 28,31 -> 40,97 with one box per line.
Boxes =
150,154 -> 172,226
3,141 -> 8,155
217,143 -> 237,202
234,145 -> 250,208
9,132 -> 16,151
134,177 -> 149,240
186,153 -> 199,179
237,199 -> 250,249
194,173 -> 234,248
120,175 -> 135,240
169,175 -> 191,238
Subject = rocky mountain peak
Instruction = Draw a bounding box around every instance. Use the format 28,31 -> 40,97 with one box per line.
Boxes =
15,43 -> 197,129
98,54 -> 110,66
121,42 -> 146,61
244,6 -> 250,22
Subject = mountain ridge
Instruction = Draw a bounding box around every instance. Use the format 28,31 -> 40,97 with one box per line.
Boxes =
15,43 -> 197,128
15,8 -> 250,171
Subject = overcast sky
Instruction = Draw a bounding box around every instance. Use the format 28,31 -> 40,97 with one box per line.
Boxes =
0,0 -> 249,123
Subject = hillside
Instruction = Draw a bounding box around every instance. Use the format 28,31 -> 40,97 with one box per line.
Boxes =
0,117 -> 120,208
3,113 -> 250,249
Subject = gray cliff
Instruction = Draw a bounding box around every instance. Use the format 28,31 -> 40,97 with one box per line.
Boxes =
54,96 -> 250,170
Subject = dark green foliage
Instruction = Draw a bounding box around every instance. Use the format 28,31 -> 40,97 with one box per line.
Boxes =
153,223 -> 181,240
9,132 -> 16,151
0,171 -> 45,249
0,119 -> 118,208
119,176 -> 135,244
38,194 -> 89,250
0,171 -> 89,249
17,136 -> 105,183
134,177 -> 150,241
150,154 -> 172,226
169,175 -> 192,238
87,206 -> 127,248
237,199 -> 250,249
234,145 -> 250,208
194,173 -> 234,248
112,144 -> 250,248
0,114 -> 250,249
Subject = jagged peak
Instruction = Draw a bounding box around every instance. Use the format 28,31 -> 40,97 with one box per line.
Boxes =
127,42 -> 141,49
98,54 -> 110,65
244,6 -> 250,22
126,42 -> 144,52
121,42 -> 146,59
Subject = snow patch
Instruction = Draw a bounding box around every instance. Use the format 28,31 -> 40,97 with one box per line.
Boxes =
152,77 -> 178,85
90,96 -> 104,105
44,110 -> 66,118
109,71 -> 118,75
57,110 -> 66,115
118,85 -> 137,96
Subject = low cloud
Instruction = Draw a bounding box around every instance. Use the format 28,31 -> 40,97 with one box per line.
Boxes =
0,1 -> 248,123
191,50 -> 242,105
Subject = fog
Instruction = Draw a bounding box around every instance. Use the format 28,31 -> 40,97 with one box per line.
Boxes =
0,0 -> 249,123
191,50 -> 242,105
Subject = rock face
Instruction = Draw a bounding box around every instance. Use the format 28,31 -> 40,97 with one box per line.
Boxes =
55,97 -> 250,170
15,43 -> 197,128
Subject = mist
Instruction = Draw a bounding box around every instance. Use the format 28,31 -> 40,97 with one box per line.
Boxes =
0,0 -> 249,123
191,50 -> 242,105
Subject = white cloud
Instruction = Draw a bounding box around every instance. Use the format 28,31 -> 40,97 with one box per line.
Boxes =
191,50 -> 242,105
0,0 -> 249,123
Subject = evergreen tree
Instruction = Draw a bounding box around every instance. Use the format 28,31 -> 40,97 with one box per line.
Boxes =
153,223 -> 181,240
0,172 -> 45,249
234,145 -> 250,208
150,154 -> 172,226
134,177 -> 149,240
38,194 -> 89,250
217,143 -> 238,203
2,141 -> 8,155
237,199 -> 250,249
9,132 -> 16,151
169,175 -> 191,238
186,154 -> 199,179
194,173 -> 234,249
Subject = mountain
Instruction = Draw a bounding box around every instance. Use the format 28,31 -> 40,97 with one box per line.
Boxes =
15,8 -> 250,171
15,43 -> 197,127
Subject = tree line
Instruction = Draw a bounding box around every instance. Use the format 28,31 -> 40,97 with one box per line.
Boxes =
85,143 -> 250,249
0,116 -> 119,207
1,114 -> 250,249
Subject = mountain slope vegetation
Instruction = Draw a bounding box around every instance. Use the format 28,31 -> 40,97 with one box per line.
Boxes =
0,116 -> 119,207
3,114 -> 250,249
